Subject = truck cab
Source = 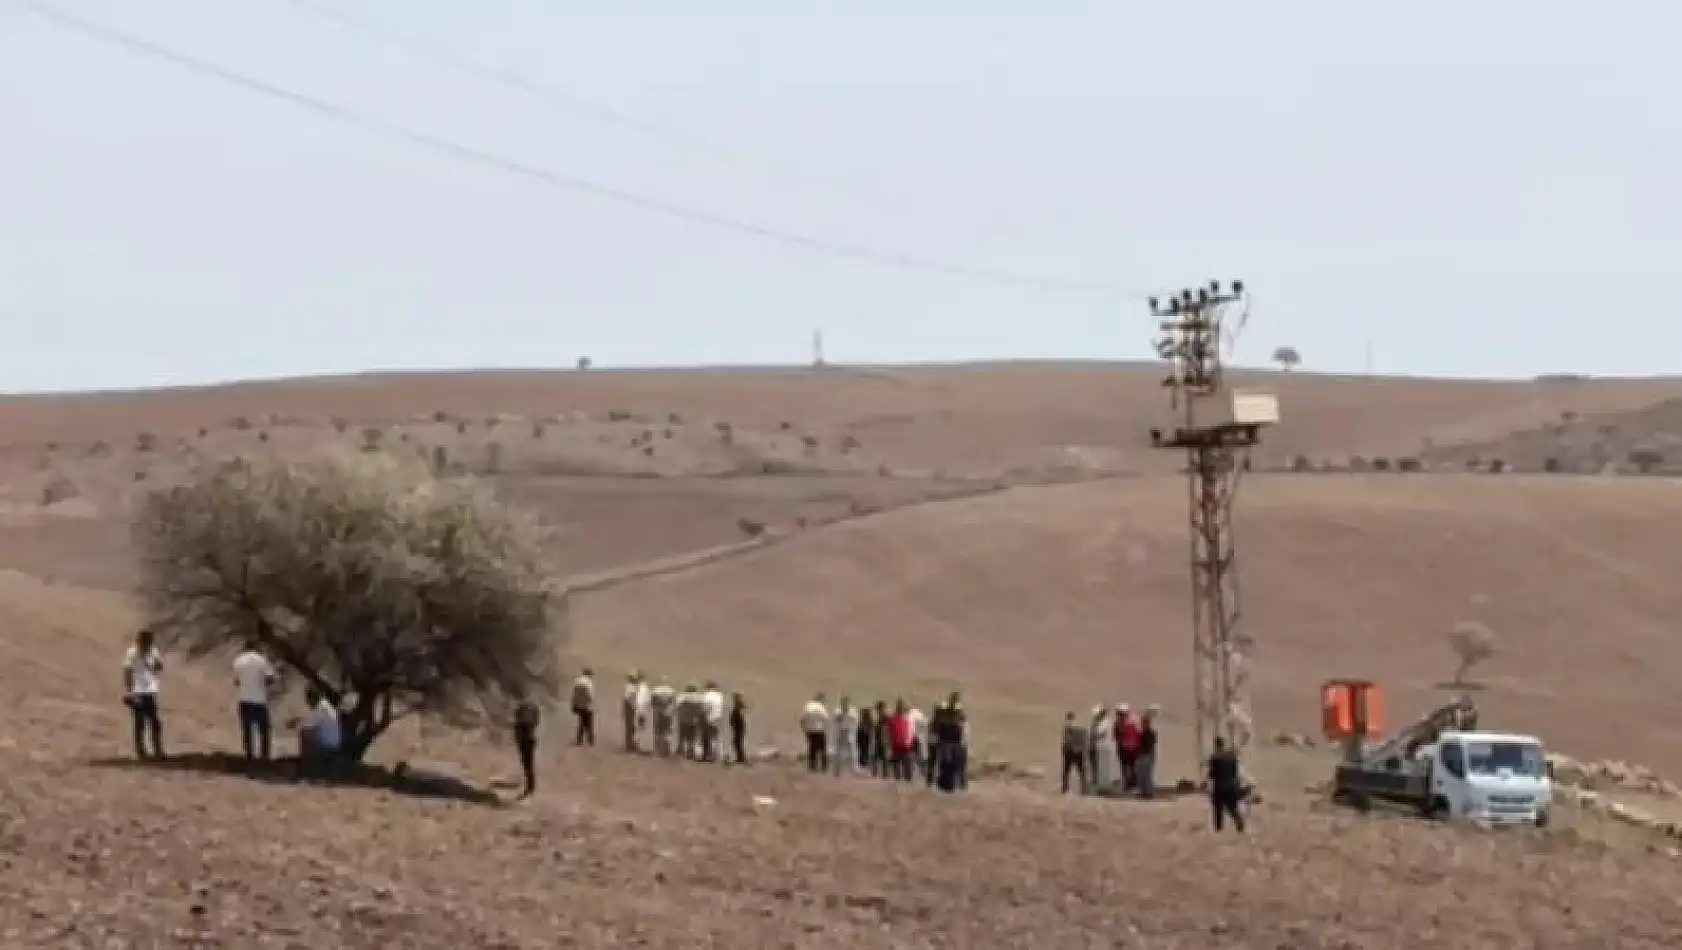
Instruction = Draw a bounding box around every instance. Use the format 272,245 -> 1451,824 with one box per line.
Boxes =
1419,730 -> 1552,826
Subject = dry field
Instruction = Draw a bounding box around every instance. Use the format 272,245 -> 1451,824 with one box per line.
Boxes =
4,363 -> 1682,948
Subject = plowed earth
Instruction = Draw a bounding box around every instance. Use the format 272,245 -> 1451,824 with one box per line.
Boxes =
4,365 -> 1682,948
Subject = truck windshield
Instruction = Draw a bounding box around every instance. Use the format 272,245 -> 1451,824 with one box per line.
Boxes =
1464,741 -> 1545,778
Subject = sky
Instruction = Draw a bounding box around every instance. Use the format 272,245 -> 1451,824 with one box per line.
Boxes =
2,1 -> 1678,392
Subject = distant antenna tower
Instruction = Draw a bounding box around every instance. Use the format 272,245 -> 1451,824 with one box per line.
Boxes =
1148,280 -> 1280,759
812,328 -> 827,368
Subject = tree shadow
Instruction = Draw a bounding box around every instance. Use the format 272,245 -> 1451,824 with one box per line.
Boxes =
86,751 -> 505,807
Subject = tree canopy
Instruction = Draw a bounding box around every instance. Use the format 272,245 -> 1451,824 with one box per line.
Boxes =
1271,346 -> 1302,371
132,449 -> 567,761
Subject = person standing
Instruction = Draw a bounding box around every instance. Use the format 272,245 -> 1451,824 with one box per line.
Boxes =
833,698 -> 860,775
1060,711 -> 1089,794
888,700 -> 916,781
1085,706 -> 1104,790
676,682 -> 701,759
1136,706 -> 1160,799
907,702 -> 929,782
513,696 -> 541,798
701,680 -> 726,762
622,671 -> 646,753
649,677 -> 677,757
800,692 -> 830,772
930,692 -> 967,793
231,639 -> 278,763
871,701 -> 892,779
1116,704 -> 1141,792
570,667 -> 596,746
122,628 -> 165,760
854,704 -> 874,775
922,705 -> 940,787
728,692 -> 749,765
1207,736 -> 1246,833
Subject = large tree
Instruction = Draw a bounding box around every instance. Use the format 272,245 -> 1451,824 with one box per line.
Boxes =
132,449 -> 567,762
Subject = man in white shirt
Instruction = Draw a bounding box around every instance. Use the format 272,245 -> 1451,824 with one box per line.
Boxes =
700,681 -> 726,762
799,693 -> 830,773
832,698 -> 860,775
300,687 -> 342,776
907,704 -> 928,780
122,627 -> 165,760
232,639 -> 279,763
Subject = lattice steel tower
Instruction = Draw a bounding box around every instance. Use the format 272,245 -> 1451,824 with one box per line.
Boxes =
1148,281 -> 1279,759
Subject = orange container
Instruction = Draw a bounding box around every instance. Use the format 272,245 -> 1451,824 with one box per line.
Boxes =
1321,679 -> 1383,739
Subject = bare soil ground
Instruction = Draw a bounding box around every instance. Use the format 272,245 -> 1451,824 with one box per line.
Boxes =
5,364 -> 1682,947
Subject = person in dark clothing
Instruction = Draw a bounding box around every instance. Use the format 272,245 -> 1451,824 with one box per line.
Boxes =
513,698 -> 541,798
856,706 -> 875,773
930,692 -> 967,793
1206,736 -> 1246,832
1060,711 -> 1089,794
923,705 -> 939,787
1136,710 -> 1160,799
570,668 -> 596,746
871,701 -> 891,779
729,693 -> 749,765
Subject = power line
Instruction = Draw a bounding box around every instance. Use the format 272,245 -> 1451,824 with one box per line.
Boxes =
279,0 -> 911,209
17,0 -> 1144,296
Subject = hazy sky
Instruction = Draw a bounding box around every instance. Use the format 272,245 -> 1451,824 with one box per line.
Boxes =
3,1 -> 1677,391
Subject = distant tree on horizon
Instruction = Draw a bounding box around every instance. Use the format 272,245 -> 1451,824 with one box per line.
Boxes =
1271,345 -> 1301,373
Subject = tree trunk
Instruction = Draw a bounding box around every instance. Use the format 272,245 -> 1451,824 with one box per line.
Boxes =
338,689 -> 394,763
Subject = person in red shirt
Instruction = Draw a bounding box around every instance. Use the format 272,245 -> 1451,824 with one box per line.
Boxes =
1115,704 -> 1142,792
888,699 -> 917,781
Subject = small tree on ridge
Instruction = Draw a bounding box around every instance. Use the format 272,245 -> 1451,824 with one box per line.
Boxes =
132,450 -> 567,762
1446,620 -> 1497,689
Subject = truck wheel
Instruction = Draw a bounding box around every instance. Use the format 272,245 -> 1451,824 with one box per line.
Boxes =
1427,796 -> 1450,819
1349,791 -> 1372,814
1534,809 -> 1550,829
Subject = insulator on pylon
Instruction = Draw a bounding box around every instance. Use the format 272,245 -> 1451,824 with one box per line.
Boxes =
1232,279 -> 1245,295
1148,296 -> 1159,313
1197,287 -> 1209,304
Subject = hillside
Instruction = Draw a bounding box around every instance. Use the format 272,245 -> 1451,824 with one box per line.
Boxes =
575,474 -> 1682,774
6,363 -> 1682,946
2,573 -> 1678,949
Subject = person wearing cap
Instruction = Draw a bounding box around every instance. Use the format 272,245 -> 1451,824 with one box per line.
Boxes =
1115,703 -> 1142,792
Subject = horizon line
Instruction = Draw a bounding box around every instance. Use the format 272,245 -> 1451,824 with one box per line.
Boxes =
1,360 -> 1664,401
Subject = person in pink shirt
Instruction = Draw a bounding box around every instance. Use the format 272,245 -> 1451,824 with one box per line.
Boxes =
888,699 -> 917,781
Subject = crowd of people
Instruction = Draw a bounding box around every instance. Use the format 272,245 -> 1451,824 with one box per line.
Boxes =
796,691 -> 973,791
557,671 -> 975,794
119,631 -> 1247,830
1059,703 -> 1164,798
120,628 -> 347,773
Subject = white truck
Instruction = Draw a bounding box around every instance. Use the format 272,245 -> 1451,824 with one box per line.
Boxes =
1407,730 -> 1552,826
1327,688 -> 1552,827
